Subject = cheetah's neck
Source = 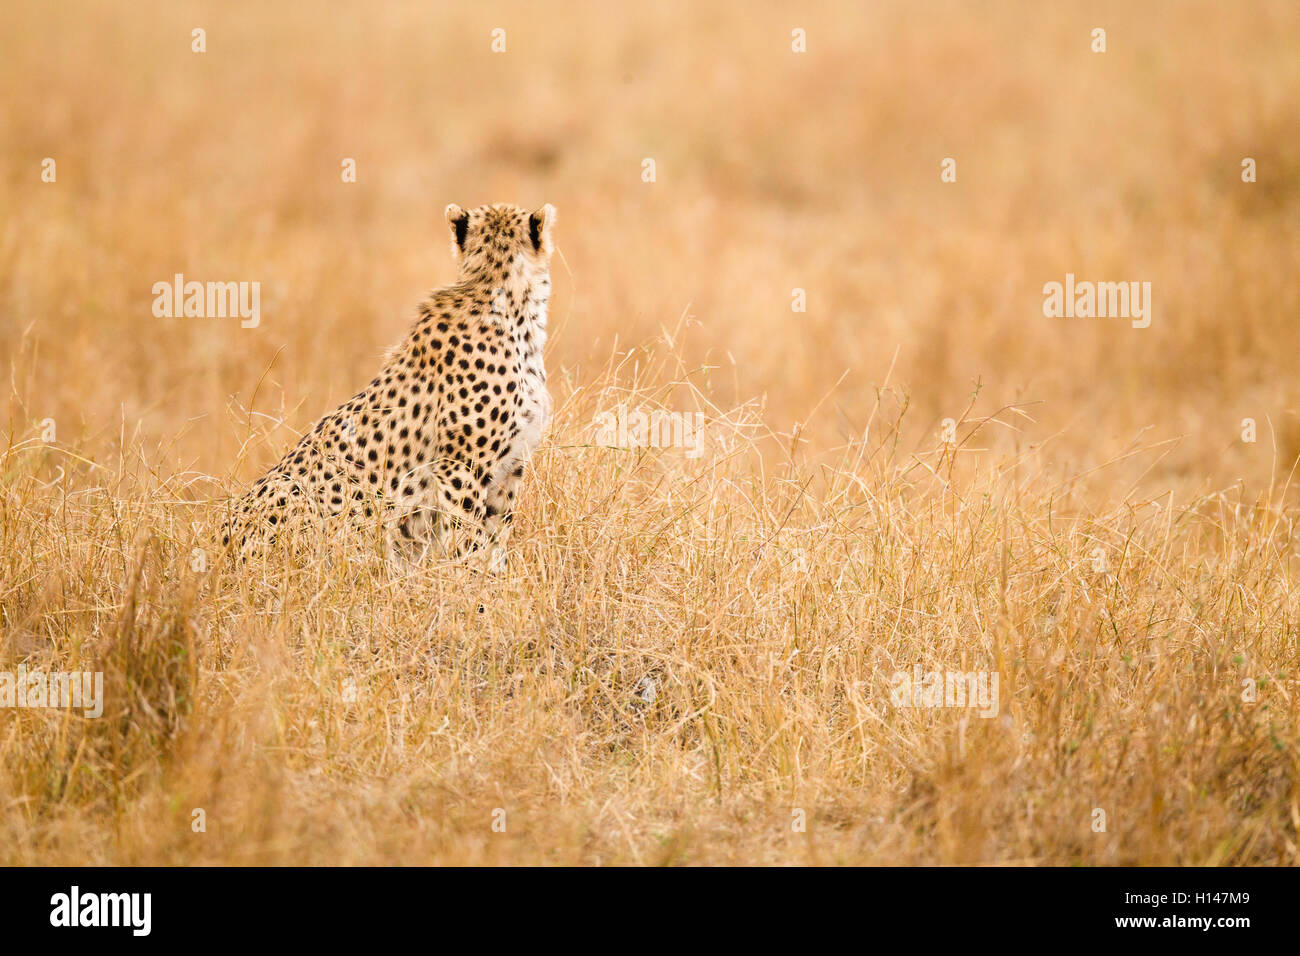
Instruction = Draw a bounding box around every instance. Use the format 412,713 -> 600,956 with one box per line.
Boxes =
488,265 -> 550,370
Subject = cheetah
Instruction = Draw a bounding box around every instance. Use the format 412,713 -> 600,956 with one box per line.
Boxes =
223,202 -> 556,568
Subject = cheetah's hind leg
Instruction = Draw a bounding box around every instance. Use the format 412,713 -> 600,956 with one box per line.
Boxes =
388,507 -> 439,566
415,507 -> 506,573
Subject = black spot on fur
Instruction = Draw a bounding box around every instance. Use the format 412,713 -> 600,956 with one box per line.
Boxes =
528,212 -> 543,252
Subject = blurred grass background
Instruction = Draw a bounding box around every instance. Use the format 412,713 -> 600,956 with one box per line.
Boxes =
3,0 -> 1298,491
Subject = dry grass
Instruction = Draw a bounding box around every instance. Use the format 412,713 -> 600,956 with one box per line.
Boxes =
1,0 -> 1298,864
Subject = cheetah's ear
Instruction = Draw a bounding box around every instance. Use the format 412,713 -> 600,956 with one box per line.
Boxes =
528,204 -> 556,256
445,203 -> 469,257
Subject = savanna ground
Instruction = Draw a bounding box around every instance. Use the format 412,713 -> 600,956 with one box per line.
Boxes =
1,0 -> 1298,865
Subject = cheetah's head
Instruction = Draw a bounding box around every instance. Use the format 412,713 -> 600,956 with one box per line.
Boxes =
444,202 -> 557,276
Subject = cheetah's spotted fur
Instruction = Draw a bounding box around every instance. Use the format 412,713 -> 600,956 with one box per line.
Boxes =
223,202 -> 556,566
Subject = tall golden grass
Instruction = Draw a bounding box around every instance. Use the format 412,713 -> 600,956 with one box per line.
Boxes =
1,0 -> 1298,864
